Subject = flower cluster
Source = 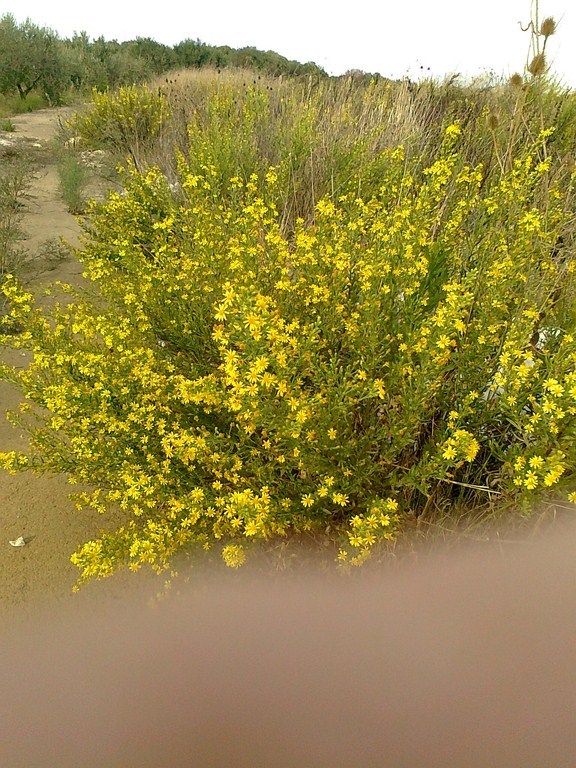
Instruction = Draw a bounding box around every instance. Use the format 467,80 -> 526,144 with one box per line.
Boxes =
441,430 -> 481,464
512,451 -> 567,491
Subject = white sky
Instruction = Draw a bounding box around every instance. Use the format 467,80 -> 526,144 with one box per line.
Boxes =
5,0 -> 576,86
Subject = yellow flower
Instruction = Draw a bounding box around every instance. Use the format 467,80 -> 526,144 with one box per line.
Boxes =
464,439 -> 480,463
543,472 -> 558,487
436,334 -> 453,350
544,379 -> 564,397
373,379 -> 386,399
221,543 -> 246,568
252,356 -> 269,373
445,123 -> 461,139
245,314 -> 261,332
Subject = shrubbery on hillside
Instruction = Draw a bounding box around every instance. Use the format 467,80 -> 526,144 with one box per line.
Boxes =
0,12 -> 325,111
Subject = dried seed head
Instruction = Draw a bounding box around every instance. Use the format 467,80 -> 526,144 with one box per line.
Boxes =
509,72 -> 524,88
528,53 -> 547,77
487,112 -> 499,131
540,17 -> 556,38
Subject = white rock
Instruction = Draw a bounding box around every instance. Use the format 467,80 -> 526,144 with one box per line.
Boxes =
9,536 -> 26,547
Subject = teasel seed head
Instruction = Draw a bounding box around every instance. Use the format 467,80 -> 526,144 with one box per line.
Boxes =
487,112 -> 499,131
540,17 -> 556,38
528,53 -> 547,77
509,72 -> 523,88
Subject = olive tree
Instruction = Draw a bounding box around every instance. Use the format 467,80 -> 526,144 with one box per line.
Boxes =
0,14 -> 69,103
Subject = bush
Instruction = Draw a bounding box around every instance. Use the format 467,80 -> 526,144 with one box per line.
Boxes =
0,148 -> 33,282
57,151 -> 88,213
0,90 -> 49,116
71,85 -> 171,169
1,124 -> 576,584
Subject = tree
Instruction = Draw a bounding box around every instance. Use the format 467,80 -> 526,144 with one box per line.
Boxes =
128,38 -> 178,74
0,14 -> 68,102
173,38 -> 212,69
62,31 -> 95,91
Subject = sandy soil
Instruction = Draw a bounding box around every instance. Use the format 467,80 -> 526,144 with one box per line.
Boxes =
0,108 -> 160,627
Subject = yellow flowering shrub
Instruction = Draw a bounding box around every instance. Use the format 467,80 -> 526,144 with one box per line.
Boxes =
71,85 -> 171,162
1,125 -> 576,583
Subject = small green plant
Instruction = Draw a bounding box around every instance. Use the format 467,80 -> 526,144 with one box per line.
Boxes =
0,118 -> 14,131
0,149 -> 33,275
36,237 -> 73,270
57,151 -> 88,214
0,90 -> 48,117
0,149 -> 33,331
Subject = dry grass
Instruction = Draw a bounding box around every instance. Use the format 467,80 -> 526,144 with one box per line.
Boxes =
140,67 -> 576,235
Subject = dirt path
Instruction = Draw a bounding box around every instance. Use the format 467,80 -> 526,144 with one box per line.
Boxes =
0,109 -> 156,627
